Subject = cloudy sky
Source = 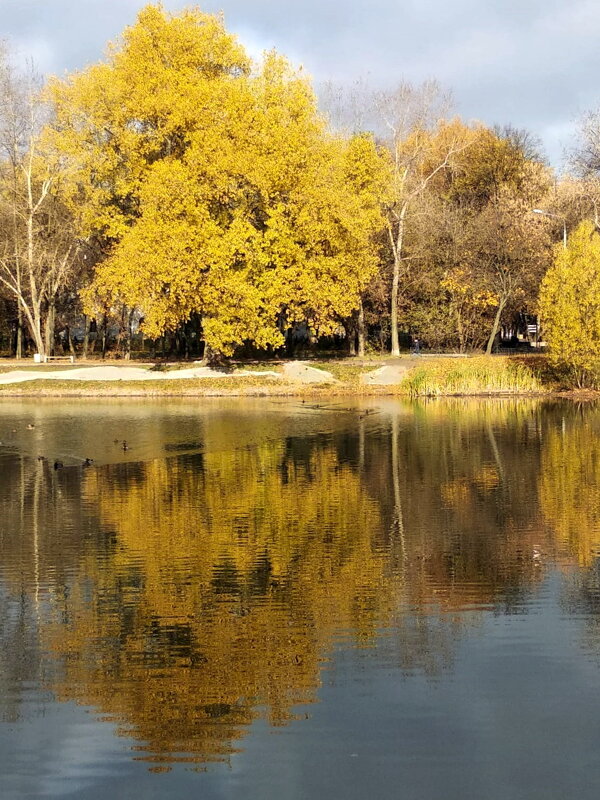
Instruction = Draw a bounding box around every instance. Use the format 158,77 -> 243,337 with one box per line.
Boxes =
2,0 -> 599,168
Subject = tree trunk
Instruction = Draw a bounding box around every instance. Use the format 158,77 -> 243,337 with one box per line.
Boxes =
485,298 -> 506,355
44,301 -> 56,357
457,310 -> 465,354
16,308 -> 23,359
26,202 -> 42,355
196,315 -> 203,358
358,296 -> 365,358
125,308 -> 134,360
32,328 -> 44,358
66,325 -> 76,356
82,315 -> 90,359
23,302 -> 45,358
100,315 -> 108,359
116,306 -> 126,357
391,251 -> 401,356
346,318 -> 357,356
390,206 -> 407,357
285,329 -> 294,358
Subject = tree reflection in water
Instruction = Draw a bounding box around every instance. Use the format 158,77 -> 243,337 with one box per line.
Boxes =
0,399 -> 599,765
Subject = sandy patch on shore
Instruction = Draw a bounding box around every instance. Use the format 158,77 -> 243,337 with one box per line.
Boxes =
281,362 -> 336,383
0,362 -> 338,386
361,365 -> 409,385
0,366 -> 281,385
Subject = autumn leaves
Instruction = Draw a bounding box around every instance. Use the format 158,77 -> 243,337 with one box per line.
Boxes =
2,4 -> 590,363
40,6 -> 550,358
44,6 -> 384,355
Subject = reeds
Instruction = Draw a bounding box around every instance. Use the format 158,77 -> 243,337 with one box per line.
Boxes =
398,357 -> 543,396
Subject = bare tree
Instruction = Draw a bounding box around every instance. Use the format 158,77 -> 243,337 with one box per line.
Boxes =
374,82 -> 471,355
571,110 -> 600,178
493,124 -> 546,166
320,76 -> 375,136
0,42 -> 27,355
0,48 -> 79,358
322,80 -> 471,356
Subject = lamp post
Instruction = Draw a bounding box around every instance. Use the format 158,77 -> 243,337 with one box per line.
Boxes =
532,208 -> 567,249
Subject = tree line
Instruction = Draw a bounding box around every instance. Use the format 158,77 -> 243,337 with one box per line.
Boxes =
1,4 -> 600,371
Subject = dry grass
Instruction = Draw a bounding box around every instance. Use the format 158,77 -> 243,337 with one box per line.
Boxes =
312,361 -> 366,385
398,356 -> 544,396
0,376 -> 287,396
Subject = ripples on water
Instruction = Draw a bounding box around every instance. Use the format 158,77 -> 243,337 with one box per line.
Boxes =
1,397 -> 600,799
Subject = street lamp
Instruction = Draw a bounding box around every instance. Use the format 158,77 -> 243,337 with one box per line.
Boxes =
532,208 -> 567,249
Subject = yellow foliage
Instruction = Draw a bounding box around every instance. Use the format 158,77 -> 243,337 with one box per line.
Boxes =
449,126 -> 550,207
441,268 -> 497,309
539,220 -> 600,384
48,5 -> 386,354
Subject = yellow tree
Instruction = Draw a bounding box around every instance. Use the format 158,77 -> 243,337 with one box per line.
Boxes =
332,132 -> 387,356
539,220 -> 600,386
47,4 -> 250,241
448,127 -> 551,353
49,5 -> 384,355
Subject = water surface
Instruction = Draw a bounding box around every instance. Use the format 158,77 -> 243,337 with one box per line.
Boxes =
1,397 -> 600,799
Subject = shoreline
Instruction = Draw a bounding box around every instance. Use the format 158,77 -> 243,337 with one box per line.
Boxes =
0,356 -> 595,399
0,382 -> 596,399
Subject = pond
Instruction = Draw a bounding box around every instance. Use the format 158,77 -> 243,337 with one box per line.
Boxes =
1,396 -> 600,799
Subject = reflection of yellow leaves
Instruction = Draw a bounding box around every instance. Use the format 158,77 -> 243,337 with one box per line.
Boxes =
540,415 -> 600,566
474,464 -> 500,492
0,395 -> 554,764
43,440 -> 393,762
441,468 -> 500,507
441,479 -> 470,507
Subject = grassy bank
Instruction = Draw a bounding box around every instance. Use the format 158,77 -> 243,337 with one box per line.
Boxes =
0,355 -> 566,397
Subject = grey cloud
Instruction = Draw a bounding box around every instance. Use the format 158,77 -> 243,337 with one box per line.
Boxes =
2,0 -> 599,166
